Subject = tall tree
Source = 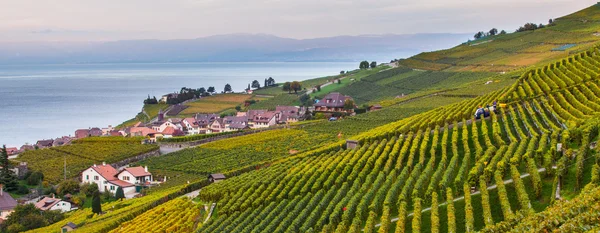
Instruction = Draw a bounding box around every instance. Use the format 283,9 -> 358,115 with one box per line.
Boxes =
290,81 -> 302,94
370,61 -> 377,68
224,84 -> 232,93
115,187 -> 125,200
359,61 -> 370,69
207,86 -> 215,93
92,191 -> 102,214
489,28 -> 498,36
268,77 -> 275,86
474,31 -> 484,39
252,80 -> 261,89
0,146 -> 18,191
283,82 -> 292,93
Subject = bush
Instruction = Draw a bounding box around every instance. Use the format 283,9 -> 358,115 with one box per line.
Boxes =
15,185 -> 29,195
80,183 -> 99,197
56,180 -> 79,196
26,171 -> 44,186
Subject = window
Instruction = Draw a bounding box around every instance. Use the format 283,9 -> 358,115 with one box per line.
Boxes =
86,175 -> 89,180
94,176 -> 99,180
110,186 -> 115,190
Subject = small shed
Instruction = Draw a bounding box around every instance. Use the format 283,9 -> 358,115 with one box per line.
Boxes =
208,174 -> 226,183
370,104 -> 382,111
346,140 -> 359,149
61,222 -> 77,232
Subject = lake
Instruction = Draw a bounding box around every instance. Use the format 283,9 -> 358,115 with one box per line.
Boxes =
0,62 -> 357,147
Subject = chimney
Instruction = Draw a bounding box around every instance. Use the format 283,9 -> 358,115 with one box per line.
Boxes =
0,184 -> 3,196
93,164 -> 97,167
102,162 -> 106,166
52,193 -> 55,199
144,166 -> 148,173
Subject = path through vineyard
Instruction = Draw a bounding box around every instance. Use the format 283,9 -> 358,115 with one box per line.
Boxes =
373,167 -> 551,228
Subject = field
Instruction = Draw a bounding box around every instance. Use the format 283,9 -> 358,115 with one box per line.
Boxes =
181,94 -> 251,114
195,44 -> 600,233
16,137 -> 158,184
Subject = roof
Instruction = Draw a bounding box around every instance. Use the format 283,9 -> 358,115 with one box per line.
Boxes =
35,197 -> 61,211
0,192 -> 17,211
129,127 -> 158,137
5,147 -> 18,155
36,139 -> 54,147
224,116 -> 248,124
276,106 -> 299,113
209,173 -> 226,179
161,126 -> 177,135
253,112 -> 278,123
63,222 -> 77,229
90,164 -> 118,181
118,166 -> 151,177
229,122 -> 249,129
107,179 -> 135,187
247,110 -> 267,119
314,92 -> 351,108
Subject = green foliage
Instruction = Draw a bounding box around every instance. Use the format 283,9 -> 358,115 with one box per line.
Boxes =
1,204 -> 64,233
92,191 -> 102,214
0,146 -> 18,191
57,180 -> 80,196
115,187 -> 125,200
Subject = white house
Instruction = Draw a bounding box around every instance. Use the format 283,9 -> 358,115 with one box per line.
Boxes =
251,111 -> 279,129
34,196 -> 76,212
80,163 -> 144,197
116,166 -> 153,185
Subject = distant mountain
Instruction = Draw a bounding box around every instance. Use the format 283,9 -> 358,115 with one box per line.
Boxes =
0,33 -> 472,64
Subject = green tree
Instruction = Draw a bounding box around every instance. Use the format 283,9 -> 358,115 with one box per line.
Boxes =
92,191 -> 102,214
115,187 -> 125,200
500,30 -> 507,35
290,81 -> 302,94
224,84 -> 232,93
359,61 -> 370,69
316,85 -> 321,92
283,82 -> 292,93
80,183 -> 99,197
56,180 -> 79,196
207,86 -> 215,93
489,28 -> 498,36
344,99 -> 355,110
370,61 -> 377,68
0,145 -> 18,191
2,204 -> 64,232
474,31 -> 484,39
252,80 -> 261,89
26,171 -> 44,186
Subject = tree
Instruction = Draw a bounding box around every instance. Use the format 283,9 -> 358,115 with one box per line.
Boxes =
370,61 -> 377,68
337,79 -> 341,84
252,80 -> 261,89
207,86 -> 215,93
80,183 -> 98,197
0,146 -> 18,191
474,31 -> 484,39
2,204 -> 64,232
283,82 -> 291,93
299,94 -> 311,106
359,61 -> 370,69
316,85 -> 321,92
264,78 -> 268,88
92,191 -> 102,214
26,171 -> 43,186
224,84 -> 232,93
198,87 -> 206,94
235,105 -> 242,111
489,28 -> 498,36
549,18 -> 554,24
340,71 -> 345,74
290,81 -> 302,94
500,30 -> 507,35
344,99 -> 355,110
56,180 -> 79,196
115,187 -> 125,200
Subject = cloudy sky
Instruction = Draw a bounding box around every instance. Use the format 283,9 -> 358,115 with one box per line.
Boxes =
0,0 -> 595,42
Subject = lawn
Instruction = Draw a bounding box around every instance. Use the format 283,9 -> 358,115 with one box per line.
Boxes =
181,94 -> 252,114
143,103 -> 169,118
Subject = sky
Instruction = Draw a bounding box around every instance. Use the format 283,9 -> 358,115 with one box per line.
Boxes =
0,0 -> 596,42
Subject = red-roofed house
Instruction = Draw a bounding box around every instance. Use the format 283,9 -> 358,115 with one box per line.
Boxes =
34,196 -> 75,212
116,166 -> 153,185
161,126 -> 184,138
251,111 -> 279,128
5,147 -> 18,156
80,163 -> 139,196
314,92 -> 355,114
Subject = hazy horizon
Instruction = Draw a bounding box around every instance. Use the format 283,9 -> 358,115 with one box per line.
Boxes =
0,0 -> 595,42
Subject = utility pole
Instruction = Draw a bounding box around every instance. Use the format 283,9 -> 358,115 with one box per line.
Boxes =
64,155 -> 67,181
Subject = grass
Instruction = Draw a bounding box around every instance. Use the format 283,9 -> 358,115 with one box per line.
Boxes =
143,104 -> 169,119
181,94 -> 252,114
310,66 -> 390,99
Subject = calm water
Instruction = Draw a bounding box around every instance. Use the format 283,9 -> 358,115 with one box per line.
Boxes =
0,62 -> 356,147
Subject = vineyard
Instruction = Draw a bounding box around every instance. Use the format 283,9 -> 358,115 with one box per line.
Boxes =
194,45 -> 600,233
16,137 -> 158,184
109,198 -> 204,233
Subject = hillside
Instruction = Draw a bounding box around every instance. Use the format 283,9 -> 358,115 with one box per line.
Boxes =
20,4 -> 600,233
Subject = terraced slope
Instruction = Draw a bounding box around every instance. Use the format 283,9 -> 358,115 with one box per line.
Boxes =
195,45 -> 600,233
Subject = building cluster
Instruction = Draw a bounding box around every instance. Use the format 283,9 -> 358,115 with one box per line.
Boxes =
117,105 -> 306,141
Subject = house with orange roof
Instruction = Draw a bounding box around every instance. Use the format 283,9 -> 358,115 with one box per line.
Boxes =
34,195 -> 76,212
80,162 -> 149,198
116,166 -> 153,185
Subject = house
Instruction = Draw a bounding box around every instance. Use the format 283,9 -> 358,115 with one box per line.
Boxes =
53,137 -> 72,147
160,93 -> 179,103
116,166 -> 153,185
36,139 -> 54,149
74,129 -> 89,139
161,126 -> 184,138
370,104 -> 382,111
313,92 -> 355,114
80,163 -> 137,196
208,173 -> 226,183
0,184 -> 17,220
101,125 -> 115,135
251,111 -> 279,128
209,118 -> 225,133
223,116 -> 249,131
129,127 -> 159,137
35,196 -> 75,212
276,106 -> 303,123
61,222 -> 77,232
19,144 -> 34,152
5,147 -> 18,156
